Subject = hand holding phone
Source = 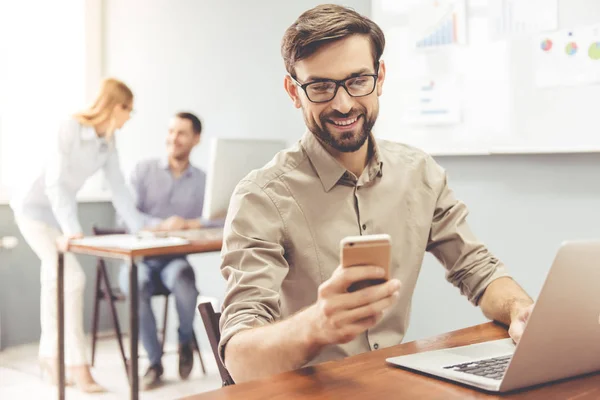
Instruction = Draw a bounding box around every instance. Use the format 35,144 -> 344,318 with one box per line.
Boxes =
340,234 -> 391,292
302,234 -> 399,350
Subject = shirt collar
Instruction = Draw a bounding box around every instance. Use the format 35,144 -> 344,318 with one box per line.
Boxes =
366,137 -> 384,182
80,126 -> 115,151
159,158 -> 170,170
300,131 -> 384,192
160,157 -> 194,178
80,125 -> 97,141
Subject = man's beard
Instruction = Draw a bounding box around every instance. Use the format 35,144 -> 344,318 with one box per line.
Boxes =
304,105 -> 378,153
173,153 -> 189,161
168,146 -> 191,162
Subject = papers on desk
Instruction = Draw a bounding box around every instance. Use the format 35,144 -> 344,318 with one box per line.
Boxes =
138,228 -> 224,241
71,235 -> 189,250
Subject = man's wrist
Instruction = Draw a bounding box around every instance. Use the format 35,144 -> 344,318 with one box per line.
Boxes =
185,219 -> 202,229
295,306 -> 324,359
508,298 -> 534,323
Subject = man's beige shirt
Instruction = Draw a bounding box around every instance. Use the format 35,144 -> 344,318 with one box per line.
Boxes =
219,131 -> 509,366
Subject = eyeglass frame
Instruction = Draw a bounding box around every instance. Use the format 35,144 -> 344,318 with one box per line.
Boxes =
290,62 -> 380,104
121,103 -> 136,115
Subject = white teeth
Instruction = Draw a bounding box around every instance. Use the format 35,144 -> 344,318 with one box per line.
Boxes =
332,117 -> 357,126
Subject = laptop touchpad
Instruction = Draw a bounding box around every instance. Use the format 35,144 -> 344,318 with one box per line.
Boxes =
445,339 -> 515,358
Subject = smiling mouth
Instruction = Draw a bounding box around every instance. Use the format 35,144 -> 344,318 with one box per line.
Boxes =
328,115 -> 361,128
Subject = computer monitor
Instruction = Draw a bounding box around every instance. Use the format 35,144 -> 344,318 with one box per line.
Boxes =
202,138 -> 287,221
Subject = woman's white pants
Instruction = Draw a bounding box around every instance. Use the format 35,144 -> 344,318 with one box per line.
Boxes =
15,216 -> 88,366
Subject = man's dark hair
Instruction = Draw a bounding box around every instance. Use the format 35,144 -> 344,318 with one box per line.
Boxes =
176,112 -> 202,135
281,4 -> 385,77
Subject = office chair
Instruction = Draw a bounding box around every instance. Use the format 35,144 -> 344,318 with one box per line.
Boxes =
197,301 -> 235,386
90,226 -> 206,379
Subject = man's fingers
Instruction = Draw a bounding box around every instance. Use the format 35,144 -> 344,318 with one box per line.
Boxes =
331,291 -> 399,328
322,265 -> 387,295
336,313 -> 384,344
321,278 -> 400,317
345,279 -> 400,309
509,321 -> 526,344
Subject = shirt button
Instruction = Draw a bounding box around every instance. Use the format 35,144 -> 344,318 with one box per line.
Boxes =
374,343 -> 379,350
362,224 -> 367,231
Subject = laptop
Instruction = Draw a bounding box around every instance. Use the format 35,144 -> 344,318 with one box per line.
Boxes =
386,240 -> 600,393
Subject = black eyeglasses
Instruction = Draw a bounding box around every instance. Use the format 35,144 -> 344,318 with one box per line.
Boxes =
291,63 -> 380,104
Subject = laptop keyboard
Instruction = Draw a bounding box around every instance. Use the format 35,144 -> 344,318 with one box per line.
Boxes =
443,355 -> 512,380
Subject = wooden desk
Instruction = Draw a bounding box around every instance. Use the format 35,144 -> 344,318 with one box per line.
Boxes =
56,229 -> 223,400
183,322 -> 600,400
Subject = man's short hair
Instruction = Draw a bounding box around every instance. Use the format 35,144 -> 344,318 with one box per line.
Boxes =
281,4 -> 385,77
176,112 -> 202,135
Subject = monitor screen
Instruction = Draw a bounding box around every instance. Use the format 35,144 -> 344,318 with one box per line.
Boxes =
202,138 -> 287,221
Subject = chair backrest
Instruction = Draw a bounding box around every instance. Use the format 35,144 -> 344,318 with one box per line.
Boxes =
197,302 -> 235,386
92,226 -> 126,236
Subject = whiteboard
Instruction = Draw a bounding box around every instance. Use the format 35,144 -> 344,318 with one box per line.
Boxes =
371,0 -> 600,155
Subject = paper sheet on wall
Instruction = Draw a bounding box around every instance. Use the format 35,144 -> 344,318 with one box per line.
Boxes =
535,24 -> 600,88
488,0 -> 558,41
399,77 -> 462,125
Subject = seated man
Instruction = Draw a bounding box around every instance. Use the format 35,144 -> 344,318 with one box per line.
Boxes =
119,111 -> 211,389
218,5 -> 534,383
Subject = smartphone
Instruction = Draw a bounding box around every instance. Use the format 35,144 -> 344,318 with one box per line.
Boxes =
340,234 -> 391,292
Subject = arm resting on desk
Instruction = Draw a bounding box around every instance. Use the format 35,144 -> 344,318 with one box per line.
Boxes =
185,217 -> 225,229
224,309 -> 322,383
426,159 -> 512,306
220,180 -> 337,382
221,182 -> 399,382
220,179 -> 308,382
424,159 -> 533,339
479,277 -> 533,326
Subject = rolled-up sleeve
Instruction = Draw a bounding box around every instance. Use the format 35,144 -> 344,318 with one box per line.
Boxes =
218,179 -> 289,363
425,158 -> 510,305
45,121 -> 82,236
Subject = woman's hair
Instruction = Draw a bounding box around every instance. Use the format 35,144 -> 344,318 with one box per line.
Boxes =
73,78 -> 134,132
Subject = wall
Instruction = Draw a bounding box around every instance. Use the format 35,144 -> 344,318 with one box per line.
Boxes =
104,0 -> 372,176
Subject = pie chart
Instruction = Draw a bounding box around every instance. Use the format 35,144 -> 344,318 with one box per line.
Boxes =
540,39 -> 552,52
589,42 -> 600,60
565,42 -> 578,56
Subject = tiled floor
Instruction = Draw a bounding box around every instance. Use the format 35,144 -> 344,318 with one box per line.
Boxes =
0,336 -> 222,399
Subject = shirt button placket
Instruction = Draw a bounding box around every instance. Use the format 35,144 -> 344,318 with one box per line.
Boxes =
355,185 -> 368,234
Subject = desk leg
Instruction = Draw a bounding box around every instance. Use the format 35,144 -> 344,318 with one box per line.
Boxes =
57,252 -> 65,400
129,258 -> 139,400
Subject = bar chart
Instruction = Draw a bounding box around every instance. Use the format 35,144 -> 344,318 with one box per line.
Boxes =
416,10 -> 457,48
411,0 -> 467,50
